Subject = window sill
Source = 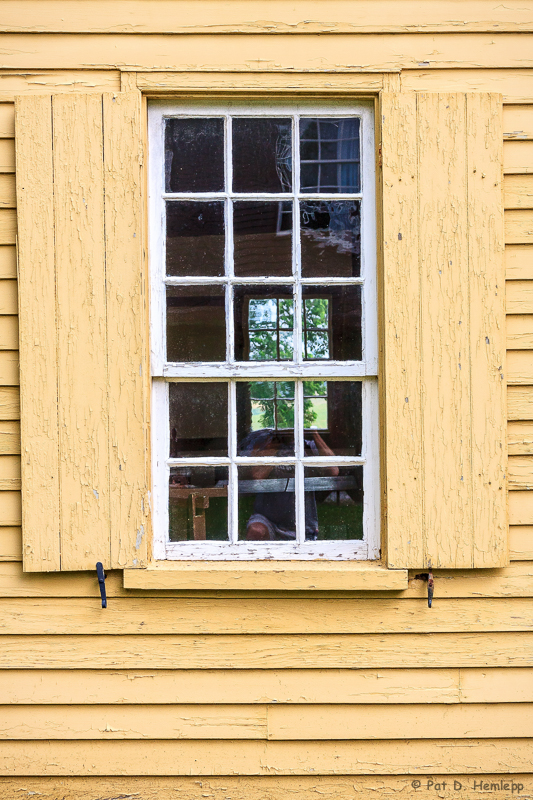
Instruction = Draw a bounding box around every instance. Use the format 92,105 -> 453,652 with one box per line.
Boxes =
123,561 -> 408,591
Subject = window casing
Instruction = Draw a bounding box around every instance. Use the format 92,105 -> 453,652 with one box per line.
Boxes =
149,100 -> 379,560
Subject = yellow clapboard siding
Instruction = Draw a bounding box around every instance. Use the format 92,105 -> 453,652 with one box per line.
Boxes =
0,492 -> 20,526
137,71 -> 385,93
505,244 -> 533,279
505,209 -> 533,244
0,210 -> 16,245
0,72 -> 121,99
0,247 -> 15,279
0,140 -> 14,173
509,490 -> 533,524
510,526 -> 533,560
2,35 -> 533,72
504,104 -> 533,138
0,388 -> 19,420
0,175 -> 15,208
507,315 -> 533,349
2,597 -> 533,635
3,560 -> 533,598
3,1 -> 533,34
268,703 -> 533,740
508,386 -> 533,420
0,455 -> 20,490
0,738 -> 531,776
504,174 -> 533,209
0,352 -> 18,386
0,527 -> 20,561
0,776 -> 532,800
0,317 -> 18,350
0,421 -> 19,455
460,667 -> 533,702
507,279 -> 533,313
508,455 -> 533,489
403,68 -> 533,99
0,704 -> 267,740
0,668 -> 460,705
0,280 -> 17,315
503,140 -> 533,173
508,420 -> 533,453
0,632 -> 532,669
0,106 -> 14,139
507,350 -> 533,384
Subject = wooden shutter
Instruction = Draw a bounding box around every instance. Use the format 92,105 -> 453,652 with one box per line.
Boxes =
16,93 -> 150,572
382,91 -> 507,569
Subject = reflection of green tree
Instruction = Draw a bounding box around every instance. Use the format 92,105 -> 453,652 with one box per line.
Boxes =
250,380 -> 327,430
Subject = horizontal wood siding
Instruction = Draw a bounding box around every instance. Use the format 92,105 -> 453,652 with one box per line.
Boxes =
1,7 -> 533,793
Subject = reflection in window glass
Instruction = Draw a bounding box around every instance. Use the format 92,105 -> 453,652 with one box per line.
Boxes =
237,382 -> 295,453
166,285 -> 226,362
169,466 -> 228,542
300,118 -> 360,193
233,201 -> 292,278
300,200 -> 361,278
234,286 -> 294,361
166,200 -> 225,277
165,118 -> 225,193
169,383 -> 228,457
304,465 -> 363,540
302,286 -> 361,361
238,465 -> 296,541
303,380 -> 362,457
233,118 -> 292,193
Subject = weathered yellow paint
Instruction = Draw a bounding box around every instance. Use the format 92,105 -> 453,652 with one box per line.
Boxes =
504,175 -> 533,209
0,140 -> 14,173
507,316 -> 533,349
0,175 -> 15,208
510,526 -> 533,559
0,527 -> 20,560
507,278 -> 533,312
505,244 -> 533,278
0,106 -> 14,138
507,350 -> 533,384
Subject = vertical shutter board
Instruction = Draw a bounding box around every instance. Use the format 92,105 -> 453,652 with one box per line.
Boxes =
467,93 -> 508,567
15,95 -> 60,572
53,94 -> 111,571
418,93 -> 473,569
381,92 -> 423,568
103,92 -> 149,569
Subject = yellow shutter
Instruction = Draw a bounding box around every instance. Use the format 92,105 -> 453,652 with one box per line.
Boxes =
382,91 -> 507,569
15,93 -> 150,572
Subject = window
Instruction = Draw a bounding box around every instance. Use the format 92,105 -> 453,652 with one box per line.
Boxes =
150,101 -> 378,561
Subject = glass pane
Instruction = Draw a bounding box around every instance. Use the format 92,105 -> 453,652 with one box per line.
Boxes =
166,286 -> 226,362
166,201 -> 225,277
303,381 -> 362,457
169,466 -> 228,541
169,383 -> 228,457
237,382 -> 295,455
300,118 -> 360,193
233,118 -> 292,193
304,465 -> 363,540
234,285 -> 294,361
238,465 -> 295,541
165,118 -> 224,193
300,200 -> 361,278
233,201 -> 292,278
302,286 -> 361,361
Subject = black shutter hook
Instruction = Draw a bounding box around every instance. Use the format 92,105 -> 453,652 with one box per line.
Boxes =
96,562 -> 107,608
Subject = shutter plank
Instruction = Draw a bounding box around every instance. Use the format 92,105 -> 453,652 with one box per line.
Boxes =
103,92 -> 149,569
53,94 -> 110,570
466,92 -> 507,567
15,95 -> 60,571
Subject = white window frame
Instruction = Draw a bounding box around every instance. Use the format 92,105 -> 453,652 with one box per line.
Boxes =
148,99 -> 379,561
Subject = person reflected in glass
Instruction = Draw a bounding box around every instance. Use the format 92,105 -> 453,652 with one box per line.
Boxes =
242,428 -> 338,541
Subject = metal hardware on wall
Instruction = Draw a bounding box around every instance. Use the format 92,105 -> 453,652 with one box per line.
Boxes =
96,562 -> 107,609
415,563 -> 434,608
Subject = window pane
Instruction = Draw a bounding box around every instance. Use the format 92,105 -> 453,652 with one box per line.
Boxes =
237,381 -> 295,454
304,381 -> 362,457
300,200 -> 361,278
169,466 -> 228,541
233,201 -> 292,278
234,285 -> 294,361
166,285 -> 226,362
233,118 -> 292,193
300,117 -> 360,193
238,465 -> 295,541
169,382 -> 228,457
165,118 -> 224,192
302,285 -> 361,361
304,465 -> 363,540
166,201 -> 225,277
